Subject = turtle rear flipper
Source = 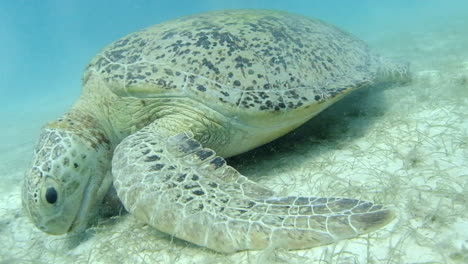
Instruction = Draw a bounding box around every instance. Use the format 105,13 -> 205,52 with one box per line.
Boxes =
112,121 -> 395,253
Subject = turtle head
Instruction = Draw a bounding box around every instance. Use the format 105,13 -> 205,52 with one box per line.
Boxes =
22,113 -> 113,235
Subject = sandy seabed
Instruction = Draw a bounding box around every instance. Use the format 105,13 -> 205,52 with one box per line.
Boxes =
1,18 -> 467,264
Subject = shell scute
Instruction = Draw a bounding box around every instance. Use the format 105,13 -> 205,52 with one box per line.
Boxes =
86,10 -> 377,113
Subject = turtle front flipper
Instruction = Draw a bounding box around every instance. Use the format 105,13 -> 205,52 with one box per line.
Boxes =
112,123 -> 395,253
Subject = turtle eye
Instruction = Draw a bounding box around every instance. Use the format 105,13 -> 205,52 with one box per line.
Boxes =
45,187 -> 58,204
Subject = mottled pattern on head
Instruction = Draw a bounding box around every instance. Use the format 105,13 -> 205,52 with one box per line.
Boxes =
85,10 -> 377,113
22,128 -> 81,226
22,112 -> 113,233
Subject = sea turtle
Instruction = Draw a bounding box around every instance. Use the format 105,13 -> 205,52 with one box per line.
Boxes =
22,9 -> 409,253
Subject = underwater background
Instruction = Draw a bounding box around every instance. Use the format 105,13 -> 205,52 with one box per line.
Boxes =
1,0 -> 467,263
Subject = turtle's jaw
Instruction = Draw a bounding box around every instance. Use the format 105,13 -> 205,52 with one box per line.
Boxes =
67,170 -> 114,233
67,175 -> 94,233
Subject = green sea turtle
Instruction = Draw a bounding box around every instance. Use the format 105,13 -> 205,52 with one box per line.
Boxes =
22,9 -> 409,253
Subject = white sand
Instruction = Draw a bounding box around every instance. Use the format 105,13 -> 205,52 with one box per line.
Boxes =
1,17 -> 467,264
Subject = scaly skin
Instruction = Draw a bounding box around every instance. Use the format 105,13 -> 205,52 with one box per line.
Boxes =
22,110 -> 113,234
22,9 -> 407,252
23,105 -> 395,252
112,121 -> 395,253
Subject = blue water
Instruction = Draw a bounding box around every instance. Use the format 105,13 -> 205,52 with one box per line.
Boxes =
1,0 -> 466,109
1,1 -> 468,263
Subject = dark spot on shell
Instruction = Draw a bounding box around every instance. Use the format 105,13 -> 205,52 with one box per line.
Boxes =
196,85 -> 207,92
234,55 -> 252,69
202,58 -> 220,74
195,33 -> 211,49
164,68 -> 174,76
